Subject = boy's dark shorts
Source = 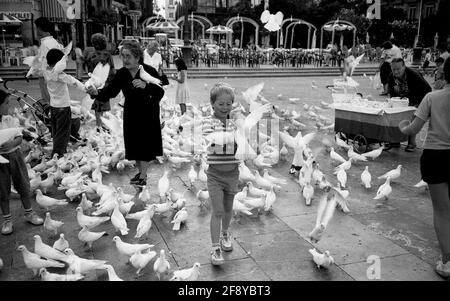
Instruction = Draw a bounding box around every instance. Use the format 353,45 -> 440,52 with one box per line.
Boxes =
91,99 -> 111,112
420,149 -> 450,184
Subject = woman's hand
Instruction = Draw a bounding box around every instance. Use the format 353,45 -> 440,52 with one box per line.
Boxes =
86,86 -> 98,96
132,79 -> 147,89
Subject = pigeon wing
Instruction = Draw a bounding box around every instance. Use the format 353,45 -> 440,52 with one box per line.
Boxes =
274,11 -> 284,25
260,10 -> 270,23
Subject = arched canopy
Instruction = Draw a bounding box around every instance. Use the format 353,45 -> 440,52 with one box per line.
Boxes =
176,14 -> 213,40
142,16 -> 165,36
226,16 -> 259,48
284,19 -> 317,49
320,19 -> 357,50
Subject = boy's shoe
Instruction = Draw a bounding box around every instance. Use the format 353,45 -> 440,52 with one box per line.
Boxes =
289,165 -> 302,175
131,178 -> 147,187
211,247 -> 225,266
129,172 -> 141,184
405,145 -> 416,152
220,231 -> 233,252
435,260 -> 450,278
1,221 -> 13,235
24,212 -> 44,226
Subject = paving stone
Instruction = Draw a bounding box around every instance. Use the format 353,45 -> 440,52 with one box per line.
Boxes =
340,254 -> 444,281
281,214 -> 409,265
197,258 -> 271,281
351,209 -> 441,266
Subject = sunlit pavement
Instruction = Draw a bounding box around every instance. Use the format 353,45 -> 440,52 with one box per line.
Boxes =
0,76 -> 445,281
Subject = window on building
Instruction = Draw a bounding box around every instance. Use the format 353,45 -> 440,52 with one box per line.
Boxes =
424,4 -> 435,18
408,6 -> 417,20
169,0 -> 174,5
169,12 -> 174,19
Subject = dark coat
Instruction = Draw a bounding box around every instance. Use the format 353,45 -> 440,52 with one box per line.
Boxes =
95,64 -> 165,161
388,67 -> 432,107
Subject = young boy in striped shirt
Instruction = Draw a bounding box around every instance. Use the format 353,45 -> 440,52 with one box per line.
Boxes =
205,83 -> 240,266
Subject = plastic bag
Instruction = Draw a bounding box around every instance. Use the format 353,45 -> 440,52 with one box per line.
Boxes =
372,72 -> 382,90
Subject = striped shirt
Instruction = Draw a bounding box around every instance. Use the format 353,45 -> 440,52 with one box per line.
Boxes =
203,115 -> 240,165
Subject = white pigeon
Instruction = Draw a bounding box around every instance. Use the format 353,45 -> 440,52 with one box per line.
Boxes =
374,177 -> 392,200
308,191 -> 336,243
241,82 -> 264,113
264,186 -> 277,211
362,147 -> 383,160
135,208 -> 154,239
80,193 -> 94,211
361,166 -> 372,189
113,236 -> 153,257
336,168 -> 347,188
43,212 -> 64,235
126,207 -> 155,221
187,165 -> 197,186
64,248 -> 108,275
78,226 -> 106,249
39,268 -> 84,281
158,170 -> 170,199
154,249 -> 171,281
75,206 -> 110,229
234,187 -> 248,203
238,162 -> 256,183
35,189 -> 68,210
263,169 -> 287,186
17,245 -> 65,277
253,153 -> 272,168
84,61 -> 110,90
348,147 -> 368,162
233,200 -> 253,216
309,248 -> 334,269
254,170 -> 276,190
170,262 -> 201,281
198,164 -> 207,183
330,147 -> 347,164
378,165 -> 402,181
335,134 -> 351,150
196,189 -> 210,208
33,235 -> 69,263
303,181 -> 314,206
103,264 -> 123,281
139,64 -> 162,86
111,203 -> 129,236
334,158 -> 353,172
414,179 -> 428,188
311,81 -> 318,89
171,207 -> 188,231
247,182 -> 268,197
130,248 -> 157,276
53,233 -> 69,252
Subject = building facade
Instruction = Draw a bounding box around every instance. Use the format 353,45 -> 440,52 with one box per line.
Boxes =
0,0 -> 42,47
381,0 -> 440,20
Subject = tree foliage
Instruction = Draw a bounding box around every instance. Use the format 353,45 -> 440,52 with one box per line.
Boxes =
91,9 -> 120,25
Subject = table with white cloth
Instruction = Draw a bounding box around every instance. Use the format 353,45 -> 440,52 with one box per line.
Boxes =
333,103 -> 416,151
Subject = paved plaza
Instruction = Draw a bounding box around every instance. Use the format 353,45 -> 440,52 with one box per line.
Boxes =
0,75 -> 446,281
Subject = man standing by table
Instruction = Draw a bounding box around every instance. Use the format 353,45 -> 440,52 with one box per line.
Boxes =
387,58 -> 432,152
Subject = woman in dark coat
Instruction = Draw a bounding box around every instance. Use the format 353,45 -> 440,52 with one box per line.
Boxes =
87,40 -> 164,186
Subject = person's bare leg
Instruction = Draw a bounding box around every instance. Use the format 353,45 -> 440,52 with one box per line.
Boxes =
95,111 -> 103,128
428,183 -> 450,263
221,192 -> 235,233
139,161 -> 149,179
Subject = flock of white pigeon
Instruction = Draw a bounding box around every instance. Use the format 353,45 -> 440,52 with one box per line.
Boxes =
0,75 -> 428,280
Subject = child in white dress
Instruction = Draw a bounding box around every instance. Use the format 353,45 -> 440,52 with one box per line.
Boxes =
171,58 -> 190,115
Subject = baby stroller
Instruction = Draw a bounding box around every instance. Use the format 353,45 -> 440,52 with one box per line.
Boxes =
2,78 -> 52,146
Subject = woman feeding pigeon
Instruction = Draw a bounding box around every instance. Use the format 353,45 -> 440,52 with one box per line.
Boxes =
87,40 -> 164,187
0,89 -> 44,235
